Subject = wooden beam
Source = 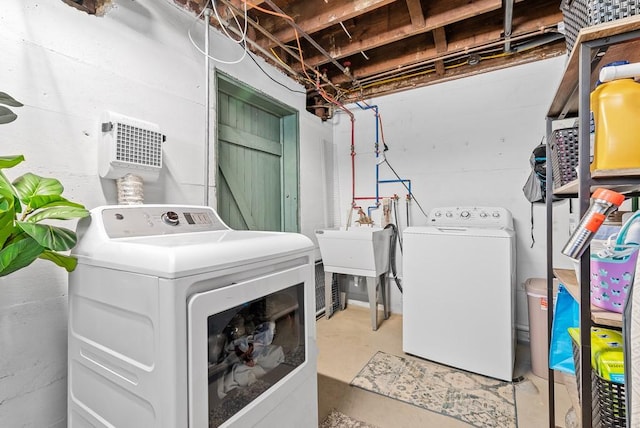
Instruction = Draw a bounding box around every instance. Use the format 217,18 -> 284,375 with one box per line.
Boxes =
331,14 -> 561,85
61,0 -> 97,14
405,0 -> 425,28
300,0 -> 504,67
345,41 -> 566,101
433,27 -> 447,75
229,0 -> 262,11
257,0 -> 398,46
322,2 -> 563,84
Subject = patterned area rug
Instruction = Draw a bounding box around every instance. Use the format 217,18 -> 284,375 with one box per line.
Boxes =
320,410 -> 380,428
351,351 -> 517,428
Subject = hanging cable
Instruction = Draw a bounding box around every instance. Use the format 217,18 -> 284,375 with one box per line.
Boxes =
384,223 -> 403,293
243,0 -> 352,117
366,99 -> 428,221
393,198 -> 403,253
188,0 -> 248,65
212,0 -> 248,43
246,49 -> 306,94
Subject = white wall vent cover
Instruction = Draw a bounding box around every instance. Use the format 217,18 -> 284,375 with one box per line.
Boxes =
99,111 -> 164,181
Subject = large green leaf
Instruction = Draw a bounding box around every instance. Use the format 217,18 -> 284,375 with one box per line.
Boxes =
16,222 -> 77,251
0,92 -> 23,107
13,173 -> 64,204
22,194 -> 86,214
0,176 -> 16,202
0,188 -> 17,248
0,155 -> 25,169
0,106 -> 17,125
0,236 -> 44,277
0,166 -> 24,212
0,169 -> 21,213
27,206 -> 89,223
39,250 -> 78,272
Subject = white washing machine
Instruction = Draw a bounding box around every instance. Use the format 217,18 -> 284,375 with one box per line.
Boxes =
402,206 -> 516,381
68,205 -> 317,428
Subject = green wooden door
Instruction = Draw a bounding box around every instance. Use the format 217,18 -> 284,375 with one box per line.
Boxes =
216,74 -> 299,232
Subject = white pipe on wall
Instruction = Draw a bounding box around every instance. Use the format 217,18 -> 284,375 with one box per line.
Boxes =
204,8 -> 212,206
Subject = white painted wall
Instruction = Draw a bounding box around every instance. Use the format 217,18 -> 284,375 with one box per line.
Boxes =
0,1 -> 578,424
0,0 -> 331,426
331,56 -> 576,334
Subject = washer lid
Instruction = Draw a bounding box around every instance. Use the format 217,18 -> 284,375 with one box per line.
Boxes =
71,205 -> 313,278
404,225 -> 514,238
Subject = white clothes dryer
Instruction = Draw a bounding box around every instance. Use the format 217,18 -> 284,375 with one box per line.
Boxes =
402,206 -> 516,381
68,205 -> 317,428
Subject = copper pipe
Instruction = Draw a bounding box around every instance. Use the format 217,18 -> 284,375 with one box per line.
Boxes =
215,0 -> 343,93
260,0 -> 352,78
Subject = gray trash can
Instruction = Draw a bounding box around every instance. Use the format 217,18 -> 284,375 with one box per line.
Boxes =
525,277 -> 558,380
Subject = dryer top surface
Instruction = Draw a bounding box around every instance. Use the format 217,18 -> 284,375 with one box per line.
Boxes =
72,205 -> 313,278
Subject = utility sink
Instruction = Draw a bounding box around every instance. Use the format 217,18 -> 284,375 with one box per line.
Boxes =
315,227 -> 391,277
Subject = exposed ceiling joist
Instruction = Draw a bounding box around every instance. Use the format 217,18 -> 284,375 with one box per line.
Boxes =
295,0 -> 510,69
432,27 -> 448,75
259,0 -> 398,47
176,0 -> 567,118
405,0 -> 425,28
331,9 -> 563,85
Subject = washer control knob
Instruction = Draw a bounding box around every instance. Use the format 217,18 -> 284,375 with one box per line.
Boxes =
434,211 -> 442,217
460,210 -> 470,218
492,211 -> 501,218
479,211 -> 488,218
162,211 -> 180,226
445,211 -> 453,218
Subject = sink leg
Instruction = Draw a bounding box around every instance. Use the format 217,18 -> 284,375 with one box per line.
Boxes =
381,274 -> 390,320
339,274 -> 347,310
324,272 -> 334,319
366,276 -> 378,331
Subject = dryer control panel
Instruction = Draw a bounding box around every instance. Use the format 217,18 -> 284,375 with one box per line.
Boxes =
99,205 -> 231,238
428,206 -> 513,230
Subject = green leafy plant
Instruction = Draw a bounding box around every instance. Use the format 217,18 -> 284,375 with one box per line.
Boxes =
0,92 -> 89,277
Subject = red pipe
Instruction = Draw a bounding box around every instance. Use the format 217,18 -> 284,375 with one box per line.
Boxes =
314,86 -> 357,207
353,196 -> 395,200
350,117 -> 356,206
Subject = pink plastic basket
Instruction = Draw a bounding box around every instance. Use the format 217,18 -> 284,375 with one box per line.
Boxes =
590,249 -> 639,313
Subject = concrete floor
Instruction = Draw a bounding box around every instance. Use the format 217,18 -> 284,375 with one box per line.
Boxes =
316,305 -> 576,428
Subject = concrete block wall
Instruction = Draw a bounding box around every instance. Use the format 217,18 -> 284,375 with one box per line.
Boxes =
0,1 -> 330,426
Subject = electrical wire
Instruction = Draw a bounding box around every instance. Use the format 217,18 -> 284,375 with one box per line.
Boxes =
212,0 -> 248,43
198,0 -> 559,101
361,98 -> 427,221
378,155 -> 428,220
246,48 -> 306,94
193,0 -> 427,227
244,2 -> 312,82
243,0 -> 352,117
187,0 -> 248,65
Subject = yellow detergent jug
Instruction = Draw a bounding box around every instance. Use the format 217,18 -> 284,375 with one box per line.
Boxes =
590,77 -> 640,171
